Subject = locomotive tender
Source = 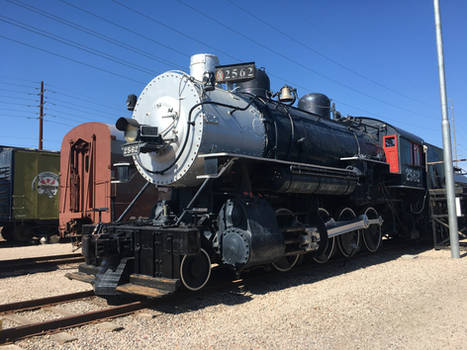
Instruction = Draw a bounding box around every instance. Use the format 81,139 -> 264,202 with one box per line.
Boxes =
69,54 -> 432,298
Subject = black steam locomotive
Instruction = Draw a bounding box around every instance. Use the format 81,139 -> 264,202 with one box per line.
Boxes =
68,54 -> 440,298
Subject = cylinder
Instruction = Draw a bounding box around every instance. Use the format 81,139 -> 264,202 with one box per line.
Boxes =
189,53 -> 219,82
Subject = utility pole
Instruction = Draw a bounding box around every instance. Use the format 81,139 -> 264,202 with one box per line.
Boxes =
433,0 -> 460,258
39,80 -> 44,150
450,102 -> 458,162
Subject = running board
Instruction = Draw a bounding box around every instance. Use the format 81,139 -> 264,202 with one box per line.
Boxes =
325,214 -> 383,239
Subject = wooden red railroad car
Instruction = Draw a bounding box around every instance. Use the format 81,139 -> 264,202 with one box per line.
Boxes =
59,122 -> 165,238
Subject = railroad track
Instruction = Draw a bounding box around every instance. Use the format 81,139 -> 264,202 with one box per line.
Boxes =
0,253 -> 84,273
0,290 -> 148,344
0,240 -> 425,344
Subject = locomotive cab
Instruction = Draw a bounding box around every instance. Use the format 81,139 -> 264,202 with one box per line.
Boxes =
383,132 -> 425,189
352,117 -> 426,190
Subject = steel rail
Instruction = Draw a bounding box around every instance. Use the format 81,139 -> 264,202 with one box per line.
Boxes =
0,253 -> 84,272
0,290 -> 94,314
0,300 -> 147,344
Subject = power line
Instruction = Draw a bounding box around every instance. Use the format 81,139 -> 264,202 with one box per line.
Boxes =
46,97 -> 120,117
4,0 -> 440,133
0,94 -> 39,101
0,114 -> 35,120
176,0 -> 430,117
0,15 -> 156,76
225,0 -> 430,107
1,83 -> 125,114
0,88 -> 37,95
0,135 -> 64,145
46,88 -> 122,112
0,34 -> 145,84
107,0 -> 395,123
57,0 -> 188,59
0,100 -> 37,107
45,103 -> 115,121
58,0 -> 427,129
0,37 -> 434,136
0,135 -> 51,140
0,114 -> 37,119
0,76 -> 40,84
43,113 -> 102,125
44,108 -> 112,123
44,119 -> 75,127
0,108 -> 38,114
44,100 -> 117,122
6,0 -> 183,70
110,0 -> 242,63
42,113 -> 92,124
0,81 -> 38,89
95,0 -> 400,126
115,0 -> 421,125
263,71 -> 435,131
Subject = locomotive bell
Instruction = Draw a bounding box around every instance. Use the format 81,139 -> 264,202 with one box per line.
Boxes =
279,85 -> 294,103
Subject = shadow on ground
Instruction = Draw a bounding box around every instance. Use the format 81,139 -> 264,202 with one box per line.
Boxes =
146,241 -> 435,315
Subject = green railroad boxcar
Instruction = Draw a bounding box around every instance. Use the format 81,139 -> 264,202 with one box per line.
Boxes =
0,146 -> 59,242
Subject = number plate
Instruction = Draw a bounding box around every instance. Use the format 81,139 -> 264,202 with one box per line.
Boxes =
122,142 -> 141,157
215,62 -> 256,83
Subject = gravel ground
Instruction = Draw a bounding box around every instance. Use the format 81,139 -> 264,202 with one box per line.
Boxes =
0,243 -> 80,261
0,269 -> 92,304
1,246 -> 466,350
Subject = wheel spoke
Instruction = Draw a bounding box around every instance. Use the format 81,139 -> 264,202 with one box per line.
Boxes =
272,254 -> 300,272
336,207 -> 361,258
362,207 -> 382,253
313,208 -> 336,264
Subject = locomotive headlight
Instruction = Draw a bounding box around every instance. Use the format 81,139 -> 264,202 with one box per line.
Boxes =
124,125 -> 138,143
116,117 -> 140,142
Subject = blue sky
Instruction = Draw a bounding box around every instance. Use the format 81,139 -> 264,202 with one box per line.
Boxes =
1,0 -> 466,168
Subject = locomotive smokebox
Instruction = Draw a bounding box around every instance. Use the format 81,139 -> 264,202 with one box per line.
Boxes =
236,68 -> 271,98
190,53 -> 219,81
298,93 -> 331,119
